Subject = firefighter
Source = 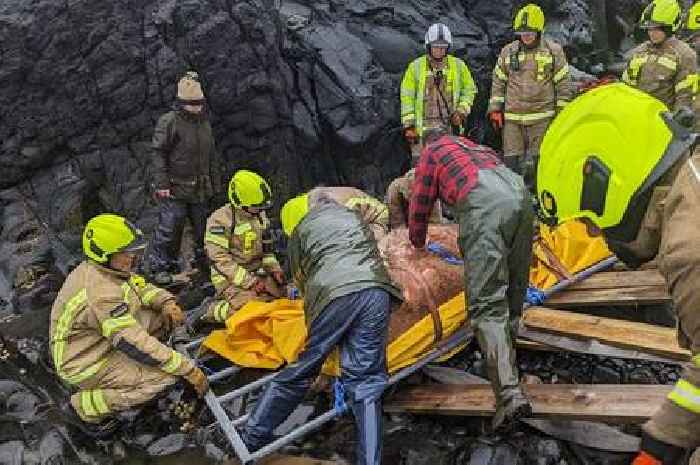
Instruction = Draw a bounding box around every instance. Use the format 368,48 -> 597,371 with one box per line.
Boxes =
536,83 -> 697,465
201,170 -> 285,324
622,0 -> 696,114
307,186 -> 389,239
386,169 -> 443,229
684,1 -> 700,131
408,129 -> 534,432
147,71 -> 223,285
241,195 -> 403,465
50,214 -> 208,431
400,23 -> 477,160
488,3 -> 573,191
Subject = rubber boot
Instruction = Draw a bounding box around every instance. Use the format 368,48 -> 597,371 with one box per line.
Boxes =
352,399 -> 383,465
631,432 -> 685,465
492,385 -> 532,432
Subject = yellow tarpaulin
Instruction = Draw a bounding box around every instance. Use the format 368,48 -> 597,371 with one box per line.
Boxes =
204,219 -> 612,374
204,294 -> 467,376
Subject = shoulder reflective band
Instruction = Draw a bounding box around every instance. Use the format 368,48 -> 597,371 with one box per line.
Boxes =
504,110 -> 555,122
553,65 -> 569,83
657,56 -> 678,72
668,379 -> 700,413
141,286 -> 162,306
101,313 -> 137,338
626,54 -> 649,84
205,232 -> 229,248
345,197 -> 389,223
80,389 -> 110,418
162,350 -> 183,374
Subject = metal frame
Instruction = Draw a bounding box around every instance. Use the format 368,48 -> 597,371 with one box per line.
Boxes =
176,255 -> 619,464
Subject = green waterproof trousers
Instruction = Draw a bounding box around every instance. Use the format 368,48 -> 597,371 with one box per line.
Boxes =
455,165 -> 533,403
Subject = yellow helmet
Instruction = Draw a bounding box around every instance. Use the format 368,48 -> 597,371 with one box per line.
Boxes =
687,1 -> 700,31
514,4 -> 545,33
83,214 -> 146,264
537,83 -> 694,242
280,194 -> 309,237
640,0 -> 682,31
228,170 -> 273,209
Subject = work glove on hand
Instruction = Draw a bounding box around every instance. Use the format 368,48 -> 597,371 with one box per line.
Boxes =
404,127 -> 418,145
272,270 -> 286,285
450,111 -> 465,127
488,111 -> 504,131
183,367 -> 209,397
162,300 -> 185,331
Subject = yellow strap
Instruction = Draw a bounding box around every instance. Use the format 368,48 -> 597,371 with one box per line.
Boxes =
162,351 -> 183,374
52,288 -> 88,373
233,223 -> 252,235
494,65 -> 508,81
504,110 -> 555,122
205,232 -> 229,248
553,65 -> 569,83
101,314 -> 137,338
657,56 -> 677,72
668,379 -> 700,414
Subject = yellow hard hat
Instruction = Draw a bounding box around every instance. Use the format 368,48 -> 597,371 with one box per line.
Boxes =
640,0 -> 682,31
228,170 -> 273,209
83,214 -> 146,264
537,83 -> 693,243
514,4 -> 545,33
280,194 -> 309,237
687,1 -> 700,31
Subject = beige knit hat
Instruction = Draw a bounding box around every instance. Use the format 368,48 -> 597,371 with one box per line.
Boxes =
177,71 -> 205,103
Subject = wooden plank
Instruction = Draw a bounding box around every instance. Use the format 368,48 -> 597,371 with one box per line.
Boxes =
563,270 -> 665,291
385,384 -> 671,423
523,307 -> 689,360
546,286 -> 670,307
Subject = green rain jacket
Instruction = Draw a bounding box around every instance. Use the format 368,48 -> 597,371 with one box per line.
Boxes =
287,202 -> 403,324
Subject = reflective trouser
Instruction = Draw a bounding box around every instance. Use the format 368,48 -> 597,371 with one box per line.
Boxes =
456,166 -> 533,405
149,198 -> 209,274
242,288 -> 390,465
644,157 -> 700,449
69,308 -> 178,423
502,119 -> 551,192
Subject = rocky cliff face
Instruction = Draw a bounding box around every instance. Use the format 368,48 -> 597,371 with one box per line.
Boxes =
0,0 -> 646,308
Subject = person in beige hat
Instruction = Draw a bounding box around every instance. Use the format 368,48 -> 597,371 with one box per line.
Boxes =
146,71 -> 223,285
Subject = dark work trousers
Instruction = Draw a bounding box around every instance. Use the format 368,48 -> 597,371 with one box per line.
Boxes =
242,287 -> 391,465
148,198 -> 208,274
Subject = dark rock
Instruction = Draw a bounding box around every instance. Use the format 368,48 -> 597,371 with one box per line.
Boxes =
592,365 -> 622,384
146,433 -> 187,456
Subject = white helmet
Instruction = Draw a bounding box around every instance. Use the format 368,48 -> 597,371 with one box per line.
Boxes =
425,23 -> 452,49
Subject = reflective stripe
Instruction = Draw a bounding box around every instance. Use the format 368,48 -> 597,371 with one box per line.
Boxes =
120,282 -> 131,302
205,232 -> 229,248
535,51 -> 553,80
141,287 -> 161,306
233,223 -> 252,235
211,272 -> 227,287
262,256 -> 279,267
553,65 -> 569,83
214,301 -> 231,322
61,360 -> 107,385
80,389 -> 110,417
657,56 -> 677,71
233,267 -> 249,286
689,158 -> 700,184
626,55 -> 649,85
162,351 -> 183,374
504,110 -> 555,122
676,75 -> 695,92
490,96 -> 505,104
101,314 -> 137,338
494,65 -> 508,81
668,379 -> 700,413
52,288 -> 88,378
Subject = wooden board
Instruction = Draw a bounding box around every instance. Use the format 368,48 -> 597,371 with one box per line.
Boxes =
543,269 -> 670,307
385,384 -> 671,423
523,307 -> 689,361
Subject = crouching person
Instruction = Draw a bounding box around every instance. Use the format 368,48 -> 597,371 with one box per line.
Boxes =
241,195 -> 403,465
50,214 -> 208,432
202,170 -> 286,324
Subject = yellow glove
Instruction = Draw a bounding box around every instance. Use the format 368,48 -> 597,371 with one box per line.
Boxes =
183,367 -> 209,397
162,300 -> 185,331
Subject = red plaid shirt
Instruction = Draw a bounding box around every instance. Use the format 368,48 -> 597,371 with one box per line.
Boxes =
408,136 -> 501,248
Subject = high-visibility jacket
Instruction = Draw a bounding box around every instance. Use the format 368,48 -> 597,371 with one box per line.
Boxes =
49,261 -> 194,388
489,38 -> 573,125
400,55 -> 477,136
204,205 -> 282,292
307,186 -> 389,230
622,37 -> 697,112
